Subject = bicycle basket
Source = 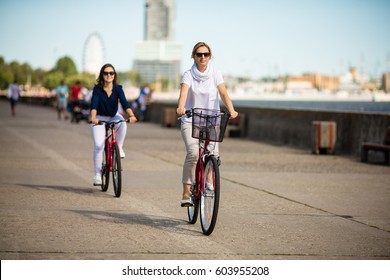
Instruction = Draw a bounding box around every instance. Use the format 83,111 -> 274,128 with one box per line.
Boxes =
191,108 -> 229,142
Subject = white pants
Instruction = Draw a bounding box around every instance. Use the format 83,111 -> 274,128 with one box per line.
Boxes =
181,122 -> 219,185
91,113 -> 127,174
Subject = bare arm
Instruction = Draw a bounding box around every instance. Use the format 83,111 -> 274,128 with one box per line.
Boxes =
90,109 -> 98,124
176,83 -> 189,116
218,83 -> 238,118
125,108 -> 137,123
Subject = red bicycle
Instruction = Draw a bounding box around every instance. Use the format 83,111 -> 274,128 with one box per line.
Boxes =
95,120 -> 127,198
183,108 -> 230,235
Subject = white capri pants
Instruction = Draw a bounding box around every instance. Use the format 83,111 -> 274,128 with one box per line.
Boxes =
181,121 -> 219,185
91,113 -> 127,174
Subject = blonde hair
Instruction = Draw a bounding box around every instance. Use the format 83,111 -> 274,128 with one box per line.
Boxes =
191,42 -> 212,59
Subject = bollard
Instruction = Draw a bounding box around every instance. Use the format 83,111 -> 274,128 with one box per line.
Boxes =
312,121 -> 337,154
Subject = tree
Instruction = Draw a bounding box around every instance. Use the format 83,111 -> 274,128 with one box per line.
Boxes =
54,56 -> 77,76
8,61 -> 25,84
126,70 -> 142,87
32,68 -> 48,86
0,68 -> 13,89
67,73 -> 96,89
43,71 -> 64,89
0,57 -> 13,88
159,76 -> 169,92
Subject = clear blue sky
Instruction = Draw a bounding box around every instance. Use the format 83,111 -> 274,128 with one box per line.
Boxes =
1,0 -> 389,79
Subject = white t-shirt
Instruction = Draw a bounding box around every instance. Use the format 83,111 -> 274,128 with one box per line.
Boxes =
181,64 -> 224,123
8,83 -> 20,101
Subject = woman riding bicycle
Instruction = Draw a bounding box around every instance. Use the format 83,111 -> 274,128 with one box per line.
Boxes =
90,63 -> 137,186
176,42 -> 238,207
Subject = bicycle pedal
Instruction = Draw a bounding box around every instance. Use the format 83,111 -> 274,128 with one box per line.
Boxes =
204,192 -> 215,197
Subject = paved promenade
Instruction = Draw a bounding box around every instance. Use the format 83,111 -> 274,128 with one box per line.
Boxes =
0,100 -> 389,260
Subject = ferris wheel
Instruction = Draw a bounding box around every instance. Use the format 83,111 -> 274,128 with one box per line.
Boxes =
82,32 -> 106,75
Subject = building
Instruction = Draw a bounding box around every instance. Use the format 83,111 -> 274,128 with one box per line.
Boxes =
133,0 -> 182,84
287,73 -> 339,92
144,0 -> 175,41
382,72 -> 390,93
133,40 -> 181,84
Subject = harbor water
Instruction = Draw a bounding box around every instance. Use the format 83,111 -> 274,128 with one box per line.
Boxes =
231,100 -> 390,113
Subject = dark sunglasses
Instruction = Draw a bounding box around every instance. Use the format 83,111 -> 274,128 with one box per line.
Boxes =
103,71 -> 115,76
195,52 -> 210,58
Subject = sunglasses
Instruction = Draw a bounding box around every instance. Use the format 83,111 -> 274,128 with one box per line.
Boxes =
195,52 -> 210,58
103,71 -> 115,76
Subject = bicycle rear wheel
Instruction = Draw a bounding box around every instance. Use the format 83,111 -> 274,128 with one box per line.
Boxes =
111,143 -> 122,197
187,184 -> 199,224
200,156 -> 220,235
101,146 -> 109,192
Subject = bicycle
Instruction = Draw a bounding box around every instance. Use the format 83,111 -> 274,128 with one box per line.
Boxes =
92,119 -> 128,198
181,108 -> 230,235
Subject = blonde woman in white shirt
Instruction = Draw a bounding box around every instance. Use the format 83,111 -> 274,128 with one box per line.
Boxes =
177,42 -> 238,207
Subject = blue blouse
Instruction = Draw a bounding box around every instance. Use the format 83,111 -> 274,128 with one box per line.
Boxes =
90,84 -> 130,117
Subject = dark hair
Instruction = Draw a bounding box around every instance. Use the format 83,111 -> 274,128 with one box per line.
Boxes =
96,63 -> 117,88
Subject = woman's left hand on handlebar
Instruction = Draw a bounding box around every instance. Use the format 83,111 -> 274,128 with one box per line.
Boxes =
229,110 -> 238,119
91,118 -> 100,125
176,107 -> 186,116
128,116 -> 138,123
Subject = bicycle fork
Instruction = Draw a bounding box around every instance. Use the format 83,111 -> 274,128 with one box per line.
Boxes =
195,155 -> 204,198
104,139 -> 111,172
195,151 -> 212,195
104,127 -> 115,172
105,124 -> 120,172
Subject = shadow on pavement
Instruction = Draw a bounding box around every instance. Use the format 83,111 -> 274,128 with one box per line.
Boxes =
17,183 -> 101,196
71,209 -> 202,236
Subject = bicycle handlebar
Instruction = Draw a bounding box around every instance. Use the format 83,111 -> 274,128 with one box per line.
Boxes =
185,110 -> 192,117
178,109 -> 231,120
89,119 -> 129,126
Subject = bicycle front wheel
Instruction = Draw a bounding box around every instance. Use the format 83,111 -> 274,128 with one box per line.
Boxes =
187,184 -> 199,224
200,156 -> 220,235
112,143 -> 122,197
101,146 -> 109,192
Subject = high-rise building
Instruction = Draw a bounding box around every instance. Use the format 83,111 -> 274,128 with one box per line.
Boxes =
133,0 -> 182,84
382,72 -> 390,93
145,0 -> 174,41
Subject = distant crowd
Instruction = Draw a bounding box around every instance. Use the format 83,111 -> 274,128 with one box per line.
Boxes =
6,79 -> 153,122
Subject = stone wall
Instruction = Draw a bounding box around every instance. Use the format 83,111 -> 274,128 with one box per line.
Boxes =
3,95 -> 388,160
147,102 -> 390,159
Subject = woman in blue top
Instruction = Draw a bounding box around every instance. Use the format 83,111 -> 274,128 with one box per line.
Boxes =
90,63 -> 137,186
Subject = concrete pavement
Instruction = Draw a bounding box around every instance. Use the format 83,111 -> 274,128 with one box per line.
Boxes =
0,100 -> 389,260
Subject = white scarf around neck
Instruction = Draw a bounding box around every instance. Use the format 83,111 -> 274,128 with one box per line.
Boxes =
190,63 -> 212,82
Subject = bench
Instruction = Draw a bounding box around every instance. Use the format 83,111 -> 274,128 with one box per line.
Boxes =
361,126 -> 390,165
225,113 -> 246,137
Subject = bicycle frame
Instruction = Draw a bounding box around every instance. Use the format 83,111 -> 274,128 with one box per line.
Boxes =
97,119 -> 126,197
194,138 -> 213,198
182,108 -> 230,234
104,124 -> 119,172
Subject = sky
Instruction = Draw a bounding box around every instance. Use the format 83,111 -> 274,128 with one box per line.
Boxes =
0,0 -> 389,79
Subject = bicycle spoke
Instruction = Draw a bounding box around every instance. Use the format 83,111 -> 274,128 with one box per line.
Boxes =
183,109 -> 228,234
101,147 -> 109,192
112,143 -> 122,198
200,156 -> 220,235
187,184 -> 199,224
